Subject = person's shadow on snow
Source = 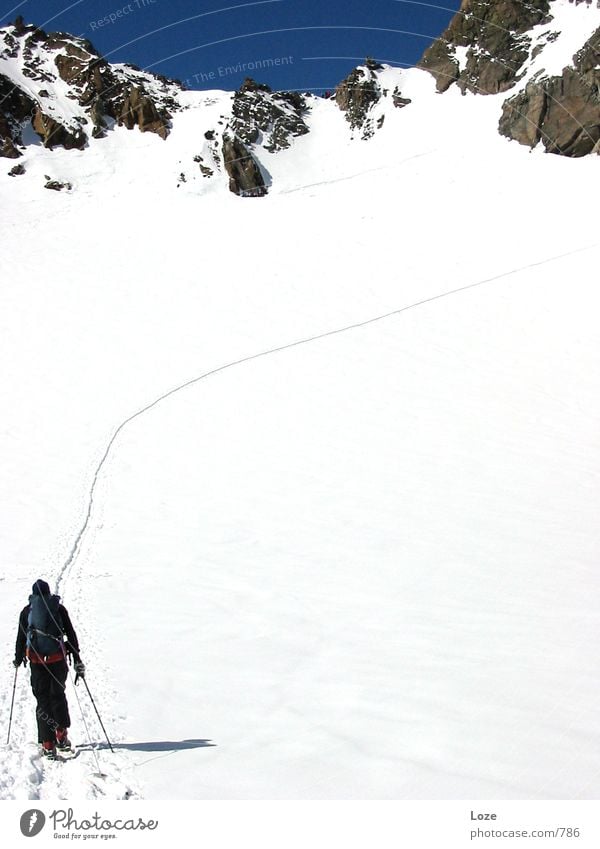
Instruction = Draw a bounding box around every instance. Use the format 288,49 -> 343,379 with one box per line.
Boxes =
80,739 -> 216,752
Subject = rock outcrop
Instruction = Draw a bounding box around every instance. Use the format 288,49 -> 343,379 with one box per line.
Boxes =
392,86 -> 412,109
0,72 -> 35,157
499,65 -> 600,156
0,15 -> 181,157
574,25 -> 600,75
218,77 -> 311,195
227,77 -> 309,152
3,5 -> 600,173
31,108 -> 86,149
417,0 -> 551,94
333,58 -> 414,138
44,178 -> 72,191
416,0 -> 600,158
222,132 -> 267,196
335,58 -> 384,138
499,22 -> 600,156
117,86 -> 170,139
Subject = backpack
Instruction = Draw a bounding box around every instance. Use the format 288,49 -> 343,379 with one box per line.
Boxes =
27,594 -> 64,657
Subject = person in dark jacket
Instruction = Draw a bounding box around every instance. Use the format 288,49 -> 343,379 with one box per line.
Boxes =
14,579 -> 85,758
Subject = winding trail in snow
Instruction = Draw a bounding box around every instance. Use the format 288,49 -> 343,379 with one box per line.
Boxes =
5,241 -> 595,801
55,241 -> 599,594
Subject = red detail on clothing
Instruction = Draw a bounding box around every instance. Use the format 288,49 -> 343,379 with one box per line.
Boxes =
42,740 -> 55,751
26,647 -> 65,664
56,727 -> 67,743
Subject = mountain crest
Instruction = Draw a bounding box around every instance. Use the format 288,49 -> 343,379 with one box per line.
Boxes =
0,16 -> 182,157
417,0 -> 600,156
1,1 -> 600,186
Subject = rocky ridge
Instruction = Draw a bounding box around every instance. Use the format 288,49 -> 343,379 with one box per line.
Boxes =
418,0 -> 552,94
334,57 -> 412,141
499,21 -> 600,155
220,76 -> 311,195
1,2 -> 599,197
417,0 -> 600,157
0,16 -> 182,157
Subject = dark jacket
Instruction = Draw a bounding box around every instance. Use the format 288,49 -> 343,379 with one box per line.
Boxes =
15,602 -> 81,664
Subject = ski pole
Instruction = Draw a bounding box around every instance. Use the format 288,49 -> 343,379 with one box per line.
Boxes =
7,665 -> 18,745
81,678 -> 114,753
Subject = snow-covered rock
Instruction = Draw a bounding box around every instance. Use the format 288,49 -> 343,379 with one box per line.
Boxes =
0,15 -> 182,156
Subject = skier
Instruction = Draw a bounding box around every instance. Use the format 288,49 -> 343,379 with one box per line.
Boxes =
13,579 -> 85,759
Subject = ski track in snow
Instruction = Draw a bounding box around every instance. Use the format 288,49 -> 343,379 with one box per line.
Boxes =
1,668 -> 140,800
278,149 -> 436,194
56,240 -> 598,593
30,240 -> 593,800
3,10 -> 600,798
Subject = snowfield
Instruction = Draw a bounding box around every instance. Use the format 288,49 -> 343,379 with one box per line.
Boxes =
0,54 -> 599,800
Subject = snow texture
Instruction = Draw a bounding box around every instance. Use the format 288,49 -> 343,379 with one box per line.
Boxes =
0,9 -> 599,800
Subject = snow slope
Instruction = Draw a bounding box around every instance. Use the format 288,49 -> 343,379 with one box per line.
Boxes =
526,0 -> 600,82
0,54 -> 599,799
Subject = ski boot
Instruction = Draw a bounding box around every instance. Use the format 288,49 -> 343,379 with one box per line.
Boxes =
41,741 -> 57,760
55,728 -> 72,753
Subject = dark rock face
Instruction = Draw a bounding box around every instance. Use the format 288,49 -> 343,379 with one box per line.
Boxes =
334,59 -> 412,138
117,86 -> 170,139
44,178 -> 72,191
335,64 -> 382,137
0,128 -> 19,157
499,67 -> 600,157
222,132 -> 267,196
498,80 -> 547,148
239,77 -> 271,95
418,0 -> 550,94
32,107 -> 87,149
417,0 -> 600,159
364,56 -> 384,72
228,77 -> 309,152
0,72 -> 35,157
52,43 -> 175,140
217,76 -> 311,194
417,39 -> 460,93
0,16 -> 179,155
392,86 -> 412,109
499,18 -> 600,157
574,25 -> 600,75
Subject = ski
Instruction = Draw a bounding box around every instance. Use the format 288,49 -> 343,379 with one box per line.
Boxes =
56,746 -> 79,761
40,746 -> 79,762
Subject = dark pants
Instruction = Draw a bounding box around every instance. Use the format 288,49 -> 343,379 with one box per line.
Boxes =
30,660 -> 70,744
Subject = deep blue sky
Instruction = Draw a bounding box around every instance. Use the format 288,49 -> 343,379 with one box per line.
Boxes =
2,0 -> 460,92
